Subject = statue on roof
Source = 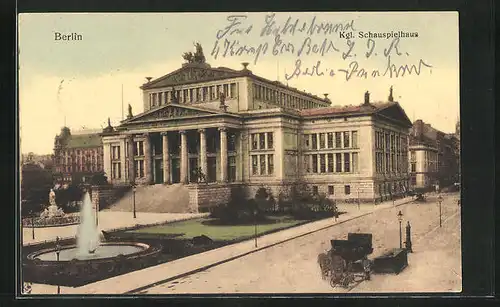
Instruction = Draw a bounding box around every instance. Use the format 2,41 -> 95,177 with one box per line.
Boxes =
182,42 -> 206,64
107,117 -> 111,127
388,86 -> 394,102
127,104 -> 133,118
171,87 -> 179,104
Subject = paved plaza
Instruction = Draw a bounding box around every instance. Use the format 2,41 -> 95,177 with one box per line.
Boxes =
24,193 -> 461,295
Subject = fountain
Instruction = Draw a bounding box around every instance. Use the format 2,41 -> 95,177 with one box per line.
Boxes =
24,191 -> 162,286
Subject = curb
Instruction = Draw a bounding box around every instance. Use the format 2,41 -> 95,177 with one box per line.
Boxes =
126,198 -> 414,294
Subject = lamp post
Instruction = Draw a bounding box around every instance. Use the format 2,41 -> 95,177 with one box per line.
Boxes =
397,210 -> 403,249
55,236 -> 61,294
357,187 -> 360,210
438,195 -> 443,227
31,212 -> 35,240
133,185 -> 137,219
254,209 -> 258,248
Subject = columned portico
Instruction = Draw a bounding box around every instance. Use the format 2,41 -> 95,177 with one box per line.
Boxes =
198,128 -> 207,179
143,133 -> 153,184
161,132 -> 170,184
219,127 -> 228,183
180,130 -> 188,184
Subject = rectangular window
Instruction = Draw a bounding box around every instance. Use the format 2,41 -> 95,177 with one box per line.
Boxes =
345,185 -> 351,195
252,155 -> 258,175
259,133 -> 266,149
311,134 -> 318,150
411,162 -> 416,172
112,162 -> 121,179
320,154 -> 326,173
343,132 -> 350,148
312,186 -> 319,195
230,83 -> 237,98
385,133 -> 390,151
336,153 -> 342,172
267,154 -> 274,175
312,155 -> 318,173
319,133 -> 326,149
134,141 -> 144,156
335,132 -> 342,148
352,152 -> 358,172
385,153 -> 390,172
267,132 -> 274,149
344,153 -> 350,172
304,135 -> 310,149
251,134 -> 258,150
327,133 -> 334,148
304,155 -> 311,173
351,131 -> 358,148
111,145 -> 120,160
260,154 -> 266,175
134,160 -> 144,178
327,153 -> 334,173
391,153 -> 395,172
328,185 -> 334,195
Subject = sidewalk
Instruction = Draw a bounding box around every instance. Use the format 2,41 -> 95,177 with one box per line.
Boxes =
33,196 -> 413,295
22,212 -> 208,246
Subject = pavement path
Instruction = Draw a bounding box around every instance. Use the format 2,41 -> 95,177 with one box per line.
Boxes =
141,192 -> 461,294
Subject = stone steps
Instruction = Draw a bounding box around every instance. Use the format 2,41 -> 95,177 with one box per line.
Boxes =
103,184 -> 191,213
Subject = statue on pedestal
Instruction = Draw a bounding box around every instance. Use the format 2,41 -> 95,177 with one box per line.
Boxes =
40,189 -> 65,218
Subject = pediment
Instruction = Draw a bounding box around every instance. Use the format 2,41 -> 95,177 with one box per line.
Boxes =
142,66 -> 243,89
123,104 -> 220,124
377,103 -> 412,127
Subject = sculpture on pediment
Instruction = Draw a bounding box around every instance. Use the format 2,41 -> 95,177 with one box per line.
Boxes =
171,88 -> 179,104
219,91 -> 228,112
182,42 -> 206,64
128,104 -> 133,118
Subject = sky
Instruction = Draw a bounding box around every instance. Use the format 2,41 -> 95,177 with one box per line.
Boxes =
18,12 -> 459,154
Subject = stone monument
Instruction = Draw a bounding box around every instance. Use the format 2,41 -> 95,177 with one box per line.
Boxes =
40,189 -> 65,218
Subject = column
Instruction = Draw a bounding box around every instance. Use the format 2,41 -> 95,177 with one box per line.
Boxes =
162,132 -> 170,184
144,133 -> 153,184
103,142 -> 112,182
219,127 -> 228,183
198,129 -> 207,180
120,138 -> 127,181
237,131 -> 243,181
127,135 -> 135,184
180,130 -> 188,184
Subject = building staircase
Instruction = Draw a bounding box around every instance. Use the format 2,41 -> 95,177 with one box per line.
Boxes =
102,184 -> 191,213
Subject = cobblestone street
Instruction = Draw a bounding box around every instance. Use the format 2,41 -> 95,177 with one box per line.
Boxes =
143,192 -> 461,294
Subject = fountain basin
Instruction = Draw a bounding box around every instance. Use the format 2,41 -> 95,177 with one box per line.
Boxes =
23,240 -> 163,287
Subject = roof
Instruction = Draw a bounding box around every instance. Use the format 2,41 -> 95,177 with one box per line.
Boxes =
66,134 -> 102,148
299,102 -> 392,117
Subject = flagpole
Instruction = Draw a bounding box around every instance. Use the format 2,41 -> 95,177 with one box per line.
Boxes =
121,84 -> 124,120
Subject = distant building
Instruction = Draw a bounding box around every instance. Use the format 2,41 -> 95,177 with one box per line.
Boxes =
408,120 -> 460,190
53,127 -> 104,183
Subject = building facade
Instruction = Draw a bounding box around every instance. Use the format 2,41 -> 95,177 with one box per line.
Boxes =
408,119 -> 460,190
53,127 -> 104,183
102,56 -> 412,209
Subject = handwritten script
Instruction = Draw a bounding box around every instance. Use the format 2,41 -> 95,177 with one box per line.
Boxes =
210,14 -> 432,81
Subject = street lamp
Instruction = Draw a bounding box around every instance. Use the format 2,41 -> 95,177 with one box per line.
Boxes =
438,195 -> 443,227
55,236 -> 61,294
31,211 -> 35,240
397,210 -> 403,249
254,209 -> 258,248
133,185 -> 137,219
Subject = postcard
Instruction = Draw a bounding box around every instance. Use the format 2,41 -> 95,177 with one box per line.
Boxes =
18,12 -> 461,295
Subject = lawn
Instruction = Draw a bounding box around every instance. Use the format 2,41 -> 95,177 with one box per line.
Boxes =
126,216 -> 306,241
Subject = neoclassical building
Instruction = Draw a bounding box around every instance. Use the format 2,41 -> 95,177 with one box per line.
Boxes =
101,54 -> 412,210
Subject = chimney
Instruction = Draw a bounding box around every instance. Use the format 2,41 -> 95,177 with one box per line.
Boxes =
364,91 -> 370,105
414,119 -> 424,137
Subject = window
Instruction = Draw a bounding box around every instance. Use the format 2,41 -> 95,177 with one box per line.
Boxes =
268,154 -> 274,175
411,176 -> 417,186
252,155 -> 258,175
260,154 -> 266,174
134,160 -> 144,178
343,132 -> 350,148
352,152 -> 358,172
304,135 -> 310,149
411,162 -> 416,172
251,134 -> 258,150
319,133 -> 326,149
328,185 -> 334,195
312,155 -> 318,173
344,185 -> 351,195
344,153 -> 350,172
230,83 -> 237,98
312,186 -> 319,195
327,133 -> 334,148
259,133 -> 266,149
385,133 -> 390,151
335,132 -> 342,148
385,153 -> 390,172
351,131 -> 358,148
228,133 -> 237,151
327,153 -> 334,173
228,156 -> 236,182
311,134 -> 317,150
112,162 -> 121,179
336,153 -> 342,172
320,154 -> 326,173
267,132 -> 274,149
134,141 -> 144,156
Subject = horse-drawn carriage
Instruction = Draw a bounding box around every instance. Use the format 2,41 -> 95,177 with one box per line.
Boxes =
318,233 -> 374,288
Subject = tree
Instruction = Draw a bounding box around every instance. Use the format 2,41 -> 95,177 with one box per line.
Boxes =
21,163 -> 53,216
